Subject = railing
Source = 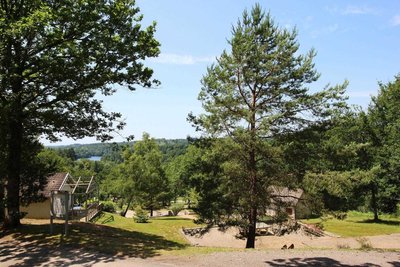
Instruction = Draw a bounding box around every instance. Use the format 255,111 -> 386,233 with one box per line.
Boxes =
86,202 -> 103,222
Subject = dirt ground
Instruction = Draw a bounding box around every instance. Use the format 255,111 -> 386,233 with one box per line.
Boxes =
183,227 -> 400,250
1,218 -> 399,266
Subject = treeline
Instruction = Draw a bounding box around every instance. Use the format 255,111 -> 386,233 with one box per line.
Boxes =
50,139 -> 188,161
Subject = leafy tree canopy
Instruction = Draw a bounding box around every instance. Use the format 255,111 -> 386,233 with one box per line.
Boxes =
0,0 -> 160,227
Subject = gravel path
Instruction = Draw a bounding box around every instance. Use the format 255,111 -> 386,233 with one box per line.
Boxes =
160,250 -> 400,267
1,238 -> 399,267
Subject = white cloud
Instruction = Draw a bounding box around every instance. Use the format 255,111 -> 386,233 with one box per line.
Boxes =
392,15 -> 400,26
150,53 -> 215,65
342,5 -> 377,15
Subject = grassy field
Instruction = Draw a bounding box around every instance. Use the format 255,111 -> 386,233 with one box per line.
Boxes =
93,213 -> 237,255
2,210 -> 399,260
1,213 -> 235,259
301,211 -> 400,237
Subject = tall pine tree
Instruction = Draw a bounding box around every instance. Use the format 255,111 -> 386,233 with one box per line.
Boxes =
190,4 -> 347,248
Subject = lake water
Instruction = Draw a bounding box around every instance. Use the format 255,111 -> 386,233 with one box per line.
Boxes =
87,156 -> 102,161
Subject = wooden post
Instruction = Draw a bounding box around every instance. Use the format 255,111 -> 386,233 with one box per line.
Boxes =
85,193 -> 88,222
50,191 -> 54,234
64,192 -> 69,236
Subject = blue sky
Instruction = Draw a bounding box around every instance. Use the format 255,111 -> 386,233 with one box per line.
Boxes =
45,0 -> 400,146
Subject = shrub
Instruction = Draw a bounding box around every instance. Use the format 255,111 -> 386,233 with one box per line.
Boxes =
315,222 -> 325,231
322,210 -> 347,220
337,243 -> 350,249
273,210 -> 289,223
332,211 -> 347,220
356,237 -> 372,250
169,202 -> 185,216
117,198 -> 125,209
101,201 -> 116,213
134,206 -> 149,223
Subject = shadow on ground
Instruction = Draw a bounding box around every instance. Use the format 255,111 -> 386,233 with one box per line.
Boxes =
358,219 -> 400,226
265,257 -> 388,267
0,220 -> 186,266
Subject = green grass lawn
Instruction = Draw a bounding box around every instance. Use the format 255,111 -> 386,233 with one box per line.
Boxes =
95,212 -> 198,244
301,211 -> 400,237
1,212 -> 235,259
93,213 -> 237,255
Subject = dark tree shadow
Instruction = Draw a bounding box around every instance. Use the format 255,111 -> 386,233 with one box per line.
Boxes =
0,221 -> 186,266
389,261 -> 400,267
154,217 -> 193,221
265,257 -> 383,267
358,219 -> 400,226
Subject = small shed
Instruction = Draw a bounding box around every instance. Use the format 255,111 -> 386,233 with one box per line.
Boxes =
266,186 -> 309,220
20,172 -> 99,221
20,173 -> 71,219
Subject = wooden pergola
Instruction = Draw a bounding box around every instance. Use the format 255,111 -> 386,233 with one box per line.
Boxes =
50,173 -> 101,235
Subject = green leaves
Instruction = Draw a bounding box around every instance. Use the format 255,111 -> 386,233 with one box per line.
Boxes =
120,133 -> 171,212
0,0 -> 160,141
0,0 -> 160,226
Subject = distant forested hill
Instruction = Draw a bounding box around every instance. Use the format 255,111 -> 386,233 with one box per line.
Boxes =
49,139 -> 189,162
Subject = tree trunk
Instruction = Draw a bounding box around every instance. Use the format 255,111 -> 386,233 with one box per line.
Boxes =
2,36 -> 24,228
245,89 -> 258,249
4,110 -> 23,228
150,207 -> 153,217
122,196 -> 133,217
245,206 -> 257,248
371,185 -> 379,221
0,179 -> 4,222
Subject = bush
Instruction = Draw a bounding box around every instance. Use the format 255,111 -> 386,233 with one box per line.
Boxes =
134,206 -> 149,223
332,211 -> 347,220
356,237 -> 372,250
315,222 -> 325,231
321,210 -> 347,221
169,202 -> 185,216
337,243 -> 350,249
273,210 -> 289,223
117,198 -> 125,209
101,201 -> 116,213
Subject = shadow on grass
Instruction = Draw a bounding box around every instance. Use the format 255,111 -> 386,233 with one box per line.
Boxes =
0,221 -> 186,267
358,219 -> 400,226
265,257 -> 382,267
153,217 -> 193,221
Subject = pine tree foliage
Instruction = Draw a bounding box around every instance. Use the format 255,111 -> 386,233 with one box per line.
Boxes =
190,4 -> 347,248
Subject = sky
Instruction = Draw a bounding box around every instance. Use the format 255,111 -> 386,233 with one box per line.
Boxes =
44,0 -> 400,146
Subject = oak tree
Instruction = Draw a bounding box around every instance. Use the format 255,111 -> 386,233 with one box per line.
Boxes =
0,0 -> 160,227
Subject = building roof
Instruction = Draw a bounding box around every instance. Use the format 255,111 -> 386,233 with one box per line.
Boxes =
269,186 -> 304,206
42,172 -> 68,197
